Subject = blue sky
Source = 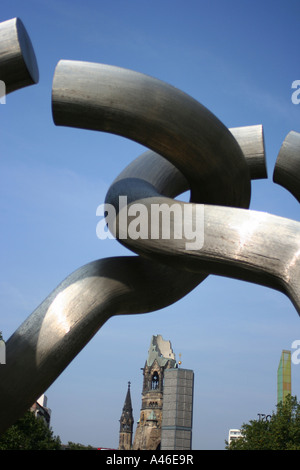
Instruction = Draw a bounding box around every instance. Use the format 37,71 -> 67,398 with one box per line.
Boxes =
1,0 -> 299,450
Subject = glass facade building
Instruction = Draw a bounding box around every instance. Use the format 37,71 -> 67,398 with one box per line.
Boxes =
277,350 -> 291,404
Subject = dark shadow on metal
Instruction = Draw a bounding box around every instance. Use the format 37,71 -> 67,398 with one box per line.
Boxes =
0,18 -> 39,94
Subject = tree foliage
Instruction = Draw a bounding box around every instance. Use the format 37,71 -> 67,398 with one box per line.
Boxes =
66,441 -> 96,450
0,411 -> 61,450
226,395 -> 300,450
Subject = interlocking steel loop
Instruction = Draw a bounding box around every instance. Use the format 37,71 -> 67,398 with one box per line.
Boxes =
0,17 -> 299,434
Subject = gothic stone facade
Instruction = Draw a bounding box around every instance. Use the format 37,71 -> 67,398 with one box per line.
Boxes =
119,382 -> 134,450
132,335 -> 176,450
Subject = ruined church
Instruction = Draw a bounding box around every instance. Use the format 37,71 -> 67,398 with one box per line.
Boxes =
118,334 -> 181,450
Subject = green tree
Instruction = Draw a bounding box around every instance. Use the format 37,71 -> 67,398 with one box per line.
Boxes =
66,441 -> 96,450
0,410 -> 61,450
226,395 -> 300,450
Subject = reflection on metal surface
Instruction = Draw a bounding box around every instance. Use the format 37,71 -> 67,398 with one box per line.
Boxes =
274,131 -> 300,202
52,60 -> 251,208
0,21 -> 299,436
0,18 -> 39,94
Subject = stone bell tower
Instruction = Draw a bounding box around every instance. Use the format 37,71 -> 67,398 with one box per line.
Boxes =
132,335 -> 176,450
118,381 -> 134,450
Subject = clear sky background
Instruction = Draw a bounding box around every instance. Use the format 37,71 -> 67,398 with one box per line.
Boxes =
1,0 -> 299,450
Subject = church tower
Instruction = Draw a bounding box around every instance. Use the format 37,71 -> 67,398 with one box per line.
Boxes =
132,335 -> 177,450
118,382 -> 134,450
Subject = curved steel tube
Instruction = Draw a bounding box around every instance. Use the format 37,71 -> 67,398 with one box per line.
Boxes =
230,125 -> 267,180
108,189 -> 300,315
106,146 -> 299,314
52,60 -> 251,208
0,141 -> 260,433
273,131 -> 300,202
0,18 -> 39,94
0,62 -> 263,433
0,257 -> 204,434
2,56 -> 298,440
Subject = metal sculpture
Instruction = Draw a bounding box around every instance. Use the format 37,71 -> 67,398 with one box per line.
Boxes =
0,17 -> 38,94
0,18 -> 299,435
274,131 -> 300,202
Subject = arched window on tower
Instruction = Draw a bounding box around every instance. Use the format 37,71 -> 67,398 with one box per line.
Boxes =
151,371 -> 159,390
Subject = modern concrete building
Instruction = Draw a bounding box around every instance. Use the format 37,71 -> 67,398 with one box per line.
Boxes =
277,350 -> 291,404
228,429 -> 242,445
0,339 -> 5,364
161,368 -> 194,450
132,335 -> 177,450
30,394 -> 51,427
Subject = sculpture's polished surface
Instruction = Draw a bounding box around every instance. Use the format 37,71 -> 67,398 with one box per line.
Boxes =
106,153 -> 300,315
52,60 -> 251,208
0,20 -> 299,436
0,17 -> 39,94
273,131 -> 300,202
